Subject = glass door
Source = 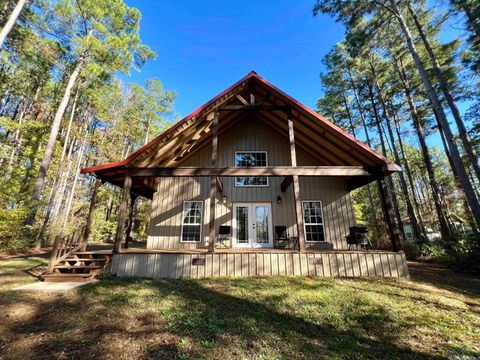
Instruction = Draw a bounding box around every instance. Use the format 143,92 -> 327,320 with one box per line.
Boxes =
232,203 -> 273,248
233,204 -> 250,247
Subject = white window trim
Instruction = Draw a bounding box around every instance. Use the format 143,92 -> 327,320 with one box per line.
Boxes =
234,151 -> 269,188
180,200 -> 204,243
302,200 -> 327,242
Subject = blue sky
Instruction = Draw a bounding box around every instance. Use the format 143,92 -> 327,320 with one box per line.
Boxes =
122,0 -> 469,149
123,0 -> 343,117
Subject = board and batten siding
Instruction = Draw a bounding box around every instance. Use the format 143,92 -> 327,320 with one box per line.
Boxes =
147,117 -> 356,250
110,251 -> 409,278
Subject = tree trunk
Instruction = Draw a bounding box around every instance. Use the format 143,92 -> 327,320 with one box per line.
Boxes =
24,58 -> 84,229
61,122 -> 89,232
377,178 -> 402,251
392,112 -> 426,234
36,90 -> 80,247
5,98 -> 26,174
0,0 -> 27,48
145,117 -> 151,145
84,177 -> 102,242
389,0 -> 480,228
106,194 -> 113,221
394,55 -> 452,237
51,137 -> 76,224
0,89 -> 11,115
347,71 -> 382,239
370,70 -> 424,241
408,3 -> 480,182
451,0 -> 480,41
366,81 -> 406,243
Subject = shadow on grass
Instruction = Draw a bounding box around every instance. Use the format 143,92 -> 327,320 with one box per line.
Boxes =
0,276 -> 463,359
408,261 -> 480,297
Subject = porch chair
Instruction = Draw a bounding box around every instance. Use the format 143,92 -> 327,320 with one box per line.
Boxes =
346,226 -> 372,251
274,226 -> 289,249
217,225 -> 231,248
274,226 -> 299,250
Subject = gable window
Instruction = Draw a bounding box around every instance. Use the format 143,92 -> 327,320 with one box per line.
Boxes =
235,151 -> 268,187
181,201 -> 203,242
302,201 -> 325,242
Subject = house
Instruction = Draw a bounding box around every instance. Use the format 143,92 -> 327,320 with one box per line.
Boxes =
44,71 -> 409,281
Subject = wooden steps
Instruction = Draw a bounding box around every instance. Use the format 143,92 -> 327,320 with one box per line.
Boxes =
42,273 -> 93,282
64,258 -> 107,262
42,252 -> 112,282
54,265 -> 104,270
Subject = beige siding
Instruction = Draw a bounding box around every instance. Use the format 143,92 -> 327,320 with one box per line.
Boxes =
147,117 -> 355,250
110,251 -> 409,278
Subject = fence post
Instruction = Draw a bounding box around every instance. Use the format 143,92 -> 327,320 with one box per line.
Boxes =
46,234 -> 62,274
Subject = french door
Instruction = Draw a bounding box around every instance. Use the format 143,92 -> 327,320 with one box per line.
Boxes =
232,203 -> 273,248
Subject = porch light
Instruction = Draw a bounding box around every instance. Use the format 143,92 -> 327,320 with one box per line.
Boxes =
277,196 -> 282,204
222,195 -> 227,203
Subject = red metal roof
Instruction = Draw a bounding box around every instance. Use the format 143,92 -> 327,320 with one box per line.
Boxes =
81,71 -> 400,175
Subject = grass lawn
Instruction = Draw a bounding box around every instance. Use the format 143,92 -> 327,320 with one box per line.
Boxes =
0,258 -> 479,359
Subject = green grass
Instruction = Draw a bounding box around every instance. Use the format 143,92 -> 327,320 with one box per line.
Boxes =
0,258 -> 479,359
0,257 -> 47,291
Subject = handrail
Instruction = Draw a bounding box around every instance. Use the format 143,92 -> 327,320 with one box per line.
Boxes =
46,225 -> 87,274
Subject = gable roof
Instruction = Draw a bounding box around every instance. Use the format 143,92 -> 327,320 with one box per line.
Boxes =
81,71 -> 400,197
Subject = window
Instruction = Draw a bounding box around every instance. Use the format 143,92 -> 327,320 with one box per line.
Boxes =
181,201 -> 203,242
404,225 -> 414,240
235,151 -> 268,187
302,201 -> 325,242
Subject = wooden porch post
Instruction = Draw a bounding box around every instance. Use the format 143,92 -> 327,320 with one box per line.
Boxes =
125,193 -> 138,249
377,178 -> 401,252
288,110 -> 306,251
114,175 -> 132,253
208,110 -> 219,252
83,177 -> 101,242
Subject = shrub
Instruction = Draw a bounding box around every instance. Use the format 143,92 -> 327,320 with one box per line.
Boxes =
417,233 -> 480,274
0,207 -> 31,254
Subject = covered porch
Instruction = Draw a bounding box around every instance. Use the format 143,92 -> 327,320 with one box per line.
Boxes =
80,107 -> 402,255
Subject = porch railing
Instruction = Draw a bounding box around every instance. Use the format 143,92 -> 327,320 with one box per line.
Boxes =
46,225 -> 87,274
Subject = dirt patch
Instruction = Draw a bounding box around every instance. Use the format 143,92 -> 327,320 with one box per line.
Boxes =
0,247 -> 51,260
408,261 -> 480,296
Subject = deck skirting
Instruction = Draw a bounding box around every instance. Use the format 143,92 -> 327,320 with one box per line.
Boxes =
109,251 -> 409,278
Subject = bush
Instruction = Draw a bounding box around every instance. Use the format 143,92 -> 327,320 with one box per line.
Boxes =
418,233 -> 480,274
0,207 -> 31,254
402,240 -> 421,260
88,209 -> 116,243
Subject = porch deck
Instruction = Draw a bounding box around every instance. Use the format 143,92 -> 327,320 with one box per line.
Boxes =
107,248 -> 409,279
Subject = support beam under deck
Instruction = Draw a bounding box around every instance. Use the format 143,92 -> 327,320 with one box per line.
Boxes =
114,175 -> 131,253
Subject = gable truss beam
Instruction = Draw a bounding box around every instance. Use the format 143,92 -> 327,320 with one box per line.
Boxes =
235,94 -> 249,106
219,105 -> 290,112
127,166 -> 380,177
281,175 -> 293,192
216,176 -> 223,192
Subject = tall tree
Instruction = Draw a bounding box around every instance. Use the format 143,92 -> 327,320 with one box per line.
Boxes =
0,0 -> 28,48
314,0 -> 480,228
24,0 -> 155,239
408,3 -> 480,181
